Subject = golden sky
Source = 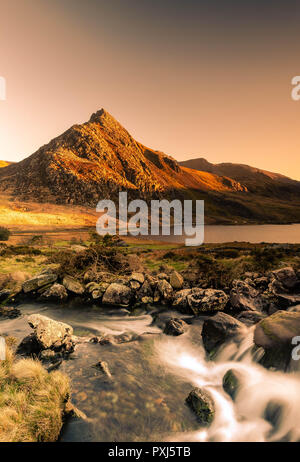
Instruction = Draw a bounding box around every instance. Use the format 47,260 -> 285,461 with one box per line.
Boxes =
1,0 -> 300,179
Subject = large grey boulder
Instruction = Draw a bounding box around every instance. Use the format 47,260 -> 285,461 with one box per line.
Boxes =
173,288 -> 228,314
63,276 -> 85,295
186,388 -> 215,426
22,273 -> 57,293
201,312 -> 244,354
27,314 -> 74,351
102,283 -> 132,306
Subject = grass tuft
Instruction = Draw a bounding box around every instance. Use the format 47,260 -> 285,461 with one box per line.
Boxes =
0,342 -> 71,442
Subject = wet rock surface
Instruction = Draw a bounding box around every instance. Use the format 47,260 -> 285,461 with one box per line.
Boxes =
201,312 -> 245,354
163,318 -> 187,336
186,388 -> 215,426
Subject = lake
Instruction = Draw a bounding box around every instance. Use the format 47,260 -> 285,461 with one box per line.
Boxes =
146,223 -> 300,244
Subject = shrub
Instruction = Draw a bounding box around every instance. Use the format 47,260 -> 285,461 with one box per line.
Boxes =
0,227 -> 11,241
47,240 -> 129,277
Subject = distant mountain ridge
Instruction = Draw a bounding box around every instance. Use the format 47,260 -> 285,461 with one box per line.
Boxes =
0,109 -> 300,224
179,158 -> 300,199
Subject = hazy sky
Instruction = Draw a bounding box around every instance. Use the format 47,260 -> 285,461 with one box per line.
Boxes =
1,0 -> 300,179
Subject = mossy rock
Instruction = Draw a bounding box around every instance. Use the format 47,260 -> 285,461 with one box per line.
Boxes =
222,369 -> 242,400
186,388 -> 215,426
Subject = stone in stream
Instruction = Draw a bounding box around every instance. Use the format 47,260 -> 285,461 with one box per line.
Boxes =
264,401 -> 284,428
254,310 -> 300,370
201,312 -> 245,355
94,360 -> 112,379
102,283 -> 133,306
222,369 -> 243,400
63,276 -> 85,295
22,273 -> 57,293
0,305 -> 21,319
24,314 -> 74,352
163,318 -> 187,336
186,388 -> 215,426
41,283 -> 68,302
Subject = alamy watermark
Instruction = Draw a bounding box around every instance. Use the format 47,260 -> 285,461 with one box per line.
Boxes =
96,192 -> 204,246
0,76 -> 6,101
291,76 -> 300,101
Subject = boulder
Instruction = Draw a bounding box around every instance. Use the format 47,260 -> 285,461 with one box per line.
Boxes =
201,312 -> 244,354
272,267 -> 299,291
223,369 -> 243,400
163,318 -> 187,336
130,273 -> 145,285
170,271 -> 184,290
22,273 -> 57,294
155,279 -> 173,302
42,283 -> 68,302
137,280 -> 153,299
186,388 -> 215,426
63,276 -> 85,295
254,310 -> 300,370
27,314 -> 74,352
172,289 -> 192,310
173,288 -> 228,314
189,289 -> 228,314
230,279 -> 265,312
102,283 -> 132,306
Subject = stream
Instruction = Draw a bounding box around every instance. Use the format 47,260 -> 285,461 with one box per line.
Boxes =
1,303 -> 300,442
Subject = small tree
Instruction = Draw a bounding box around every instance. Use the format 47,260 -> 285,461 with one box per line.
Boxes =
0,227 -> 11,241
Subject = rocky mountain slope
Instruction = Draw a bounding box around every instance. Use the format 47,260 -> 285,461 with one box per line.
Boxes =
0,109 -> 300,224
179,158 -> 300,199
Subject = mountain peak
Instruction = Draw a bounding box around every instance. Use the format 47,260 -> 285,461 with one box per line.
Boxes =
89,108 -> 119,127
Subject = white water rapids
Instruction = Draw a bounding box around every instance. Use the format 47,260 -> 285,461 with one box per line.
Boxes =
157,327 -> 300,442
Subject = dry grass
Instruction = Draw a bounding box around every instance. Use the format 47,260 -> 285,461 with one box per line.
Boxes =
0,340 -> 71,442
0,195 -> 98,231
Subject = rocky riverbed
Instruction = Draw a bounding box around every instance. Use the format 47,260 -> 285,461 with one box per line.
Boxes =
1,264 -> 300,441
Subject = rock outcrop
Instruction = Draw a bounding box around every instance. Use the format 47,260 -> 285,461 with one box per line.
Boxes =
201,312 -> 245,354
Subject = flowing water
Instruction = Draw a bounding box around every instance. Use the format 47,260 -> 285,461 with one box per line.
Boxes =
2,303 -> 300,442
